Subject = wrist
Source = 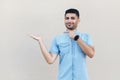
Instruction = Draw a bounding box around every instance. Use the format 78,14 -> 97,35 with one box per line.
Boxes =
38,39 -> 42,43
74,35 -> 79,41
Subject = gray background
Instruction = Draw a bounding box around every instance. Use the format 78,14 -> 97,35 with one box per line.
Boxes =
0,0 -> 120,80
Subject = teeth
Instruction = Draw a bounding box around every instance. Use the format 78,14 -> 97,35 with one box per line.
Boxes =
68,25 -> 72,28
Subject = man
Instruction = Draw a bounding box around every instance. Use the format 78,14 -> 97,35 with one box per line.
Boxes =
30,8 -> 95,80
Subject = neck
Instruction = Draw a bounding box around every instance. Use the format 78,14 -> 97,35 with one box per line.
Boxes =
66,29 -> 77,31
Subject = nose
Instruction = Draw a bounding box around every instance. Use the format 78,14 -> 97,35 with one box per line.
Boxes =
67,19 -> 72,23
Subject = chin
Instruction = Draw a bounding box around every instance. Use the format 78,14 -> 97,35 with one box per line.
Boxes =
67,28 -> 74,30
66,26 -> 75,30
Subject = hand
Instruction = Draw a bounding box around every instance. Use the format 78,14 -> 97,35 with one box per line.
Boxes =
68,30 -> 76,39
30,34 -> 42,42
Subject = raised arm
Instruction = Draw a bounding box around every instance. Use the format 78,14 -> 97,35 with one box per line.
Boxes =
30,34 -> 58,64
68,30 -> 95,58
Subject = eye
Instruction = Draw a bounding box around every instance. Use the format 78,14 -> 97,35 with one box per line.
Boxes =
65,17 -> 69,20
71,17 -> 75,20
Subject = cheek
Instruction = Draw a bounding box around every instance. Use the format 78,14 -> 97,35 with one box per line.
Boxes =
71,21 -> 76,24
74,20 -> 79,24
64,20 -> 68,24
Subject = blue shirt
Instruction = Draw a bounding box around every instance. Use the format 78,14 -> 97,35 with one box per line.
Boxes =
49,31 -> 93,80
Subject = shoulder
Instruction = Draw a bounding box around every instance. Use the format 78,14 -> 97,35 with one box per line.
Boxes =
77,31 -> 90,38
54,33 -> 68,40
77,31 -> 92,42
82,33 -> 91,38
52,33 -> 69,44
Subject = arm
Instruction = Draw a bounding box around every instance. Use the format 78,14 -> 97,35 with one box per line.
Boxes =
30,34 -> 58,64
76,38 -> 95,58
68,30 -> 95,58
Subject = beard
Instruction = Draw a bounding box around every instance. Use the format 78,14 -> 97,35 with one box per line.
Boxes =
66,25 -> 75,30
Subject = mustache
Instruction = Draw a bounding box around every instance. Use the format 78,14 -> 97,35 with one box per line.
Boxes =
66,26 -> 74,30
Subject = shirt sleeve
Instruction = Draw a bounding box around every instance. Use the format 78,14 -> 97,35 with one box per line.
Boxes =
49,37 -> 59,54
86,34 -> 93,46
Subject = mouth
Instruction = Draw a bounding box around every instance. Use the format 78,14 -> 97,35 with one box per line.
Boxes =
67,25 -> 73,28
67,23 -> 73,27
66,25 -> 74,30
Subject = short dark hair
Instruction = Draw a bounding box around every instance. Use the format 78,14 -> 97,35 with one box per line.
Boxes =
65,8 -> 80,18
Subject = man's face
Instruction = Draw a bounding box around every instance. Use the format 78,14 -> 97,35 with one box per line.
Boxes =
64,13 -> 80,30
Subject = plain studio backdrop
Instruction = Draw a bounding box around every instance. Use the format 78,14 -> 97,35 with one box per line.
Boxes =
0,0 -> 120,80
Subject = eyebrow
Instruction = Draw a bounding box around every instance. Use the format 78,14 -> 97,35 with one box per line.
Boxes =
65,16 -> 76,19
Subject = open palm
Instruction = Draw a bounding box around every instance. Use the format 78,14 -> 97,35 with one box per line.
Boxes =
30,34 -> 42,41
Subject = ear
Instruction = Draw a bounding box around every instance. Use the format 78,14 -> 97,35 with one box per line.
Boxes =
78,18 -> 80,23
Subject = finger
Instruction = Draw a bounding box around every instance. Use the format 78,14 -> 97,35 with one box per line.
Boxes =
30,34 -> 37,39
30,34 -> 34,38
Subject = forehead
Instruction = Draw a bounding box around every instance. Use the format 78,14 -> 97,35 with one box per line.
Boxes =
65,13 -> 78,17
